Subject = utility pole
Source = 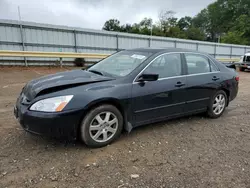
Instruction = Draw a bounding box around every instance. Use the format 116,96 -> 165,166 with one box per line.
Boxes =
149,22 -> 153,47
18,6 -> 27,66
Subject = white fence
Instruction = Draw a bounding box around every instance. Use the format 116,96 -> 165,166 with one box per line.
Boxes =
0,19 -> 249,65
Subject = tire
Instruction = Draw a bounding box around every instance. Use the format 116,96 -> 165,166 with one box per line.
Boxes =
207,90 -> 227,119
240,67 -> 245,72
80,104 -> 123,147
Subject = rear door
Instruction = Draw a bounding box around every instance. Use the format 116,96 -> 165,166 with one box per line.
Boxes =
183,53 -> 221,112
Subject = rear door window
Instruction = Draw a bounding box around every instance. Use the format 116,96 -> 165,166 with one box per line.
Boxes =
184,54 -> 216,75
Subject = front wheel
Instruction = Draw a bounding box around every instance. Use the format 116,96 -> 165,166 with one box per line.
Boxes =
80,104 -> 123,147
207,90 -> 227,118
240,67 -> 245,72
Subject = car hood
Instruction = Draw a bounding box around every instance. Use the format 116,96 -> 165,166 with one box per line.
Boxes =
22,69 -> 115,100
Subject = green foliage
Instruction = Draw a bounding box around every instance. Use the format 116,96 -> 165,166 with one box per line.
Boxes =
102,19 -> 121,31
158,10 -> 178,33
166,27 -> 187,39
178,16 -> 192,30
193,0 -> 250,43
139,18 -> 153,35
120,24 -> 132,33
131,23 -> 140,34
221,14 -> 250,45
186,27 -> 206,41
232,15 -> 250,38
221,31 -> 248,45
102,0 -> 250,45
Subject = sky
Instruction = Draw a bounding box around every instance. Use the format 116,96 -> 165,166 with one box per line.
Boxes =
0,0 -> 215,29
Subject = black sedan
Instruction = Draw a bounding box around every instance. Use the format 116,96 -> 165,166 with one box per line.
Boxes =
14,48 -> 239,147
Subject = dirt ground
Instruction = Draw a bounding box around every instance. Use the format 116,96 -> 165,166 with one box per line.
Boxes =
0,67 -> 250,188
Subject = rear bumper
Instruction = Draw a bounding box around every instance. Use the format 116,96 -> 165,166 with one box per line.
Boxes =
228,81 -> 238,102
14,104 -> 83,140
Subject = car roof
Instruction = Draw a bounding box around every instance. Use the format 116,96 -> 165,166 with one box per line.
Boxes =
126,47 -> 204,54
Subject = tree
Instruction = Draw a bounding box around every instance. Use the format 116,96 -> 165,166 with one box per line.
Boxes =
186,27 -> 205,41
158,10 -> 177,34
232,15 -> 250,39
221,31 -> 248,45
166,26 -> 187,39
102,19 -> 121,31
192,9 -> 209,33
139,18 -> 152,29
101,0 -> 250,45
221,14 -> 250,45
192,3 -> 223,42
152,25 -> 164,36
130,23 -> 140,34
178,16 -> 192,30
139,18 -> 153,35
193,0 -> 250,43
120,24 -> 132,33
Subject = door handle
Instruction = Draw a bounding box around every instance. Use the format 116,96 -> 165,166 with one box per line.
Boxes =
175,82 -> 185,87
212,76 -> 220,81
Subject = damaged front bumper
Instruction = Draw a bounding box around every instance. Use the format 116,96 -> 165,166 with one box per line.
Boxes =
14,103 -> 83,140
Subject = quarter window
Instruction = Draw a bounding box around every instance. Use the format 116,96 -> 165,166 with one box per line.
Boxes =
144,53 -> 182,78
210,61 -> 219,72
185,54 -> 212,74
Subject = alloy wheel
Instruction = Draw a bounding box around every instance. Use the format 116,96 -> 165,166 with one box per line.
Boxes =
89,111 -> 118,143
213,94 -> 226,115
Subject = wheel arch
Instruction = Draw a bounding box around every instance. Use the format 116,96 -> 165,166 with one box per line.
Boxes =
77,98 -> 129,138
221,88 -> 230,106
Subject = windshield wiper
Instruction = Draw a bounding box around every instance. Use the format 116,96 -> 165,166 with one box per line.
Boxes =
88,70 -> 104,76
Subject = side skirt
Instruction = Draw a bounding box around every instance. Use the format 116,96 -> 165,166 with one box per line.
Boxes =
131,108 -> 207,128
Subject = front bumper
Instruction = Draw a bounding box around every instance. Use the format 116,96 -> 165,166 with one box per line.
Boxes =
14,103 -> 83,140
239,63 -> 250,68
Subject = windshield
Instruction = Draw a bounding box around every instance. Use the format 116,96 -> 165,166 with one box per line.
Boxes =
88,51 -> 152,77
243,56 -> 250,62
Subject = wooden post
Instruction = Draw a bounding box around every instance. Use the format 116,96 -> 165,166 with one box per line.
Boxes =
230,45 -> 233,58
74,30 -> 77,53
116,34 -> 119,51
214,44 -> 217,58
60,57 -> 63,68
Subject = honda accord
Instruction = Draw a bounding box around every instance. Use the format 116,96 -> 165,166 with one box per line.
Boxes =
14,48 -> 239,147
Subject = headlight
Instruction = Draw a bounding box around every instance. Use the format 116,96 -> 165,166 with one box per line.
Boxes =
30,95 -> 73,112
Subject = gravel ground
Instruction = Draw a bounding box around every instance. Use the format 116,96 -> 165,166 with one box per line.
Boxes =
0,67 -> 250,188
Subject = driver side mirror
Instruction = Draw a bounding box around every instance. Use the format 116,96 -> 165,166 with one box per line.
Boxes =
137,74 -> 159,82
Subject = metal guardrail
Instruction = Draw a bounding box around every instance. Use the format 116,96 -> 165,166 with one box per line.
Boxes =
0,50 -> 241,67
217,58 -> 240,62
0,50 -> 109,58
0,50 -> 110,67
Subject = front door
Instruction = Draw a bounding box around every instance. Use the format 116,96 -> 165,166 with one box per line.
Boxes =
132,53 -> 187,125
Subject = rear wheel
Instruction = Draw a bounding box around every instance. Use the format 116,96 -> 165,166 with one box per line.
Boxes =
80,104 -> 123,147
207,90 -> 227,118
